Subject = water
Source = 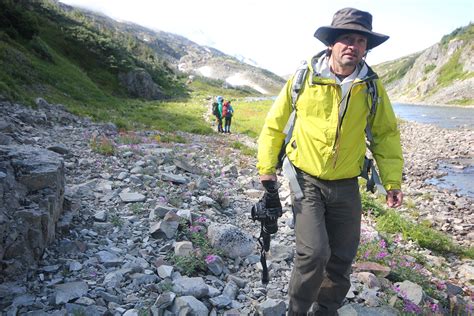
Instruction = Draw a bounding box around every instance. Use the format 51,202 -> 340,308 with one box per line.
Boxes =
393,103 -> 474,129
393,103 -> 474,198
426,159 -> 474,198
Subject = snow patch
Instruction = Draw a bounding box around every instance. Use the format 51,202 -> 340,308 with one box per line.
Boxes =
178,63 -> 188,72
198,66 -> 213,77
226,73 -> 268,94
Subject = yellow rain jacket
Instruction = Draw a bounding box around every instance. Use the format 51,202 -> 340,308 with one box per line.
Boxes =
257,54 -> 403,191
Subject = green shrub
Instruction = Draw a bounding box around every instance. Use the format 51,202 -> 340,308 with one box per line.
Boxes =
440,23 -> 474,47
383,54 -> 419,84
437,50 -> 473,87
168,216 -> 222,276
117,131 -> 142,145
29,36 -> 54,62
109,214 -> 123,227
90,135 -> 116,156
0,1 -> 39,40
361,192 -> 472,258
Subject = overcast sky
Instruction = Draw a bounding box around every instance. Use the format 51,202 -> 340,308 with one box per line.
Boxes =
59,0 -> 473,76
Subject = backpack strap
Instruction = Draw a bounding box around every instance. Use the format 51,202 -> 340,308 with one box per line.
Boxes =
361,79 -> 387,195
276,62 -> 308,200
365,79 -> 378,145
277,61 -> 308,167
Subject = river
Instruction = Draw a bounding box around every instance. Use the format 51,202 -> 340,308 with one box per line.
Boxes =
393,103 -> 473,198
393,103 -> 474,130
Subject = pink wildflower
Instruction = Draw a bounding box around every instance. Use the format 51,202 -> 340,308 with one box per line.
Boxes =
196,216 -> 207,223
205,255 -> 218,264
376,251 -> 388,259
189,226 -> 201,233
436,281 -> 446,290
429,302 -> 439,312
393,234 -> 402,243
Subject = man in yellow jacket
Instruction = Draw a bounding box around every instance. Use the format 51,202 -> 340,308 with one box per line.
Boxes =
256,8 -> 403,315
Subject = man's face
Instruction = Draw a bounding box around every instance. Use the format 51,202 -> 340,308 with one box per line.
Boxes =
330,33 -> 368,69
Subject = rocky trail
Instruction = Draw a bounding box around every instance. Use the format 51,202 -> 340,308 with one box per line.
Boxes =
0,99 -> 472,315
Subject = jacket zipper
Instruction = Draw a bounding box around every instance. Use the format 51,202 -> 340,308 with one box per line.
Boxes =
331,79 -> 372,168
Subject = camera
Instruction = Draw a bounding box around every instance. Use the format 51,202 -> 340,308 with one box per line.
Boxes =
251,199 -> 282,235
251,183 -> 283,284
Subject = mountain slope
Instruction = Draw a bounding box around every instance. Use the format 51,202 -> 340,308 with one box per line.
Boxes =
374,24 -> 474,106
0,0 -> 285,111
0,0 -> 190,105
65,4 -> 286,95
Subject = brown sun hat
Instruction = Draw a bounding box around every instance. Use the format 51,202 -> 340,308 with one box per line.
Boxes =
314,7 -> 389,49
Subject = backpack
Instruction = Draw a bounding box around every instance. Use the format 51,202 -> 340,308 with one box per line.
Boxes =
278,61 -> 385,194
222,101 -> 229,117
225,104 -> 233,118
212,102 -> 219,116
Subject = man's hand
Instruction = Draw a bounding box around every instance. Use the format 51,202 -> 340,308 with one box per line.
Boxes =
260,174 -> 277,182
386,189 -> 403,208
261,180 -> 282,211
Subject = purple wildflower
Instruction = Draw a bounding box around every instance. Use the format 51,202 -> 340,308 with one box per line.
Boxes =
393,234 -> 402,243
436,281 -> 446,290
205,255 -> 218,264
158,196 -> 167,204
403,299 -> 422,314
429,302 -> 439,313
379,239 -> 387,249
196,216 -> 207,223
376,251 -> 388,259
189,226 -> 201,233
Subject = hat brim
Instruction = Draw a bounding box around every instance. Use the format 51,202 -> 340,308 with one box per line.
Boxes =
314,26 -> 389,50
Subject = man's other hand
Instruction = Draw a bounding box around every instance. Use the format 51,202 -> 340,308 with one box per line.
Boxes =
386,189 -> 403,208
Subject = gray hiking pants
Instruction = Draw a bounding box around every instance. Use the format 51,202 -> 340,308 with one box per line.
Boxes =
288,169 -> 362,315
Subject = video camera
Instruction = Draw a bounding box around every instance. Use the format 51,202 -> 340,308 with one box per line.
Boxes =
251,187 -> 282,283
251,199 -> 282,236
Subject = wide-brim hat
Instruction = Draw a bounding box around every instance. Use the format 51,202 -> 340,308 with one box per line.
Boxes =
314,7 -> 389,50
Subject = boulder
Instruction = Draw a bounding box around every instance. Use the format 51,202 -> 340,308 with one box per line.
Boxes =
0,145 -> 64,276
118,68 -> 163,100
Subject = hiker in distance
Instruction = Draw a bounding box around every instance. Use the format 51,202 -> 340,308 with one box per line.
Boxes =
212,96 -> 224,133
256,7 -> 403,316
222,100 -> 234,133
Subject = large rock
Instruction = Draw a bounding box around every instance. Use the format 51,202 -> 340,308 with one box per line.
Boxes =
55,281 -> 88,304
172,277 -> 209,298
257,298 -> 286,316
118,68 -> 163,100
171,296 -> 209,316
207,223 -> 254,258
0,145 -> 65,277
338,303 -> 399,316
394,280 -> 424,305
